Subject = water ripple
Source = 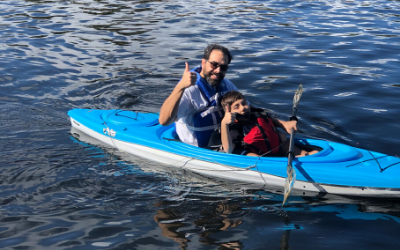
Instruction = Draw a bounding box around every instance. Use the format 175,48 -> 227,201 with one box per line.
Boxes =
1,0 -> 400,248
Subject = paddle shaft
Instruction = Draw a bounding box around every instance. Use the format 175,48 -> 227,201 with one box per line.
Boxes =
287,127 -> 296,168
287,108 -> 298,168
282,84 -> 302,206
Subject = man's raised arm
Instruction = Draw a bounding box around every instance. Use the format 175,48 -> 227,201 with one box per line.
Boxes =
159,62 -> 197,126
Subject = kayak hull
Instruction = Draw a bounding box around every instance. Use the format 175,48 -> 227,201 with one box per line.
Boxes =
68,109 -> 400,198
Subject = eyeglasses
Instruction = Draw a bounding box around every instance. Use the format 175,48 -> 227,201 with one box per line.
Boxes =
206,60 -> 229,71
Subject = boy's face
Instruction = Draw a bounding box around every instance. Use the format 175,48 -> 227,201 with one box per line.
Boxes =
228,98 -> 250,115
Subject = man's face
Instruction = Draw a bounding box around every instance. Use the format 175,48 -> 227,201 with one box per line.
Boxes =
200,50 -> 229,87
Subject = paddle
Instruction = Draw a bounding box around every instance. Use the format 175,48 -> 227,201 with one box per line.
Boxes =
282,84 -> 303,206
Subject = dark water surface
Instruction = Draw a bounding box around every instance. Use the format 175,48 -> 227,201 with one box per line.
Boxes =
1,0 -> 400,249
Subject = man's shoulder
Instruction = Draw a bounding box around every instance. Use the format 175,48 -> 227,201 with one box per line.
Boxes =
221,78 -> 237,90
223,78 -> 235,85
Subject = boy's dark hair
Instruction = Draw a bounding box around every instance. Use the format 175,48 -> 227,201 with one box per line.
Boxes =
220,91 -> 246,110
203,44 -> 233,64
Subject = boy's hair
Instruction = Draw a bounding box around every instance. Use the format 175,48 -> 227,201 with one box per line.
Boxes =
203,44 -> 233,64
220,91 -> 246,110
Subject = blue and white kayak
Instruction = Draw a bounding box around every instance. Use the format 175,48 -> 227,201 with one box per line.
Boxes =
68,109 -> 400,198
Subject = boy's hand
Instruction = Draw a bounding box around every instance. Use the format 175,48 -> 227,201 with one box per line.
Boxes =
281,120 -> 297,133
222,105 -> 236,125
177,62 -> 197,90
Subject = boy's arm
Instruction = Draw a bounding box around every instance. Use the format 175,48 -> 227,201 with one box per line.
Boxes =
250,104 -> 297,134
271,118 -> 297,134
221,106 -> 236,153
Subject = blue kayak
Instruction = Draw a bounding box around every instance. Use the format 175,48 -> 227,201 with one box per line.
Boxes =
68,109 -> 400,198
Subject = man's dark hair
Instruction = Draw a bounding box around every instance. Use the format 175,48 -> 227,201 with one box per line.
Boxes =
203,44 -> 233,64
221,91 -> 246,110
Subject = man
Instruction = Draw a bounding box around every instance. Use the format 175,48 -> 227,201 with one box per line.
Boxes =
159,44 -> 297,148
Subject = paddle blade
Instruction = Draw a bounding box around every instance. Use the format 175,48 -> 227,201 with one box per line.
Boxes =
292,84 -> 303,110
282,165 -> 296,206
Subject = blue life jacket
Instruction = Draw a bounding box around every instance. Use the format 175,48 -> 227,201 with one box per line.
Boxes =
191,66 -> 230,147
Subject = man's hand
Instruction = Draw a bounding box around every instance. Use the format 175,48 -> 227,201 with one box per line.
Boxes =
222,105 -> 236,126
177,62 -> 197,90
159,62 -> 197,126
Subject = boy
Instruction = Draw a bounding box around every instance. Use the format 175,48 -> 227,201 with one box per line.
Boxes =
220,91 -> 318,157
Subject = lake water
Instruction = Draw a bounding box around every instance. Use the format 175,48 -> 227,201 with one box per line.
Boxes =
1,0 -> 400,249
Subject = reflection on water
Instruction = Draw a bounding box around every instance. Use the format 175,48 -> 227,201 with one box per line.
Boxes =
1,0 -> 400,249
154,199 -> 246,249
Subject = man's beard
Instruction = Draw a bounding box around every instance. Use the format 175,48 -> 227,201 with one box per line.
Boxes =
205,71 -> 224,88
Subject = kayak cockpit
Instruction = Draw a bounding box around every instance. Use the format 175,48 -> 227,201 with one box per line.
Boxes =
158,125 -> 367,164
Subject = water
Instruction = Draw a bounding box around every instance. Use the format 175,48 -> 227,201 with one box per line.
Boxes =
1,0 -> 400,249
